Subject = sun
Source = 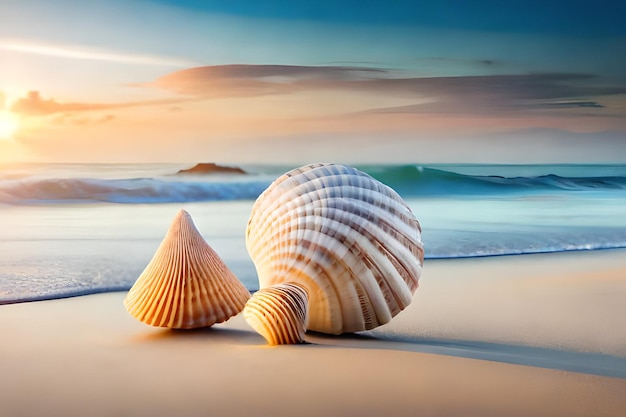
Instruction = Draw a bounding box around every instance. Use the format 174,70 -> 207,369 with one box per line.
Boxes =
0,111 -> 19,140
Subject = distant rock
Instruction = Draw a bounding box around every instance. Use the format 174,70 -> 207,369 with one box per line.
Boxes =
176,163 -> 246,175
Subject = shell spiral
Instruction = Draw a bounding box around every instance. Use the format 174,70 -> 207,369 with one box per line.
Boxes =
243,283 -> 309,345
246,163 -> 424,334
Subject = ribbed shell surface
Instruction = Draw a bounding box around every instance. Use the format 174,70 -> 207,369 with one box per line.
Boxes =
124,209 -> 250,329
246,163 -> 424,334
243,283 -> 309,345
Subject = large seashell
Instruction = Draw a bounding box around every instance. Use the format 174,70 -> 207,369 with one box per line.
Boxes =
243,283 -> 309,345
124,209 -> 250,329
246,163 -> 424,335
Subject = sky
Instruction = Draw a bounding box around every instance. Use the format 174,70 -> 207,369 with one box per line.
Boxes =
0,0 -> 625,164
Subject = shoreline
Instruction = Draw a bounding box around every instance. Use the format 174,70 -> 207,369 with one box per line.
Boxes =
1,249 -> 625,416
3,246 -> 626,306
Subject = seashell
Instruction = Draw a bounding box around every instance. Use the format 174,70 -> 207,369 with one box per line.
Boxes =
124,209 -> 250,329
243,283 -> 309,345
246,163 -> 424,335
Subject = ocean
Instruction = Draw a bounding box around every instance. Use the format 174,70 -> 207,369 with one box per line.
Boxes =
1,162 -> 625,304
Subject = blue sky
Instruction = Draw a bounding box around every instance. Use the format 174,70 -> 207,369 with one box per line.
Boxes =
151,0 -> 625,36
0,0 -> 624,163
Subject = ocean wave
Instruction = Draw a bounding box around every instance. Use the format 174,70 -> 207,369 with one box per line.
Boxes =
0,177 -> 271,204
426,242 -> 626,259
364,165 -> 626,197
1,164 -> 625,204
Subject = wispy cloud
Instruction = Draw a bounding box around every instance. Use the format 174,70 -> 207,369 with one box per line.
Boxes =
517,101 -> 606,109
146,64 -> 389,96
415,56 -> 505,67
352,73 -> 621,116
52,113 -> 116,126
354,100 -> 609,117
333,73 -> 626,101
146,64 -> 626,117
10,91 -> 189,116
0,38 -> 198,67
11,91 -> 114,116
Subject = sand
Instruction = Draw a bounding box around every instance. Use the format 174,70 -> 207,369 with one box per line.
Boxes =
1,250 -> 626,417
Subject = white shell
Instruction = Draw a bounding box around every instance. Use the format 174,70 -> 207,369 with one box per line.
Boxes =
246,163 -> 424,334
124,209 -> 250,329
243,283 -> 309,345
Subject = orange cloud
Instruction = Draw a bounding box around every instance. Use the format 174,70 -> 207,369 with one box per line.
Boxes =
10,91 -> 188,117
51,113 -> 116,126
11,91 -> 115,116
147,65 -> 388,97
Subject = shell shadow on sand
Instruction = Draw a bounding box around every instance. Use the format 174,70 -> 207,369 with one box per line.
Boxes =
303,331 -> 626,379
131,326 -> 261,346
131,321 -> 626,379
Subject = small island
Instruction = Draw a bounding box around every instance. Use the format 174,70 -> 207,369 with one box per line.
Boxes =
176,163 -> 246,175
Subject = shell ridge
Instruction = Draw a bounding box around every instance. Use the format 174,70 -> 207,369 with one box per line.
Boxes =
147,238 -> 180,326
195,242 -> 249,323
129,234 -> 177,324
269,288 -> 300,343
193,246 -> 221,324
307,214 -> 392,328
247,181 -> 414,258
321,200 -> 423,302
307,209 -> 400,321
315,196 -> 423,294
251,291 -> 284,344
165,222 -> 186,327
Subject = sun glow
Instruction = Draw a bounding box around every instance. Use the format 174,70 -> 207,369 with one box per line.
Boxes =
0,111 -> 19,140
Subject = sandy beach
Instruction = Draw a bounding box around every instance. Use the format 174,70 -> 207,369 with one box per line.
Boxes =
1,249 -> 625,417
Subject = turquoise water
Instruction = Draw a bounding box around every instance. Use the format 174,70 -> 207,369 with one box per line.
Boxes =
0,162 -> 625,303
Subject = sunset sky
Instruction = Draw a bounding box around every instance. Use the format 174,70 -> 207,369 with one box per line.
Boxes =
1,0 -> 625,163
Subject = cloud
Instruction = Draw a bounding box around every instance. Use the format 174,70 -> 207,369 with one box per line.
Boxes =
10,91 -> 188,116
52,113 -> 116,126
336,73 -> 626,101
520,101 -> 605,109
147,64 -> 389,96
11,91 -> 113,116
149,65 -> 626,101
0,38 -> 197,67
356,98 -> 609,117
416,56 -> 503,67
12,66 -> 624,121
146,65 -> 626,118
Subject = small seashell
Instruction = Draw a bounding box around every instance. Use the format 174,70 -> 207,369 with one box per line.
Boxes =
124,209 -> 250,329
243,283 -> 309,345
246,163 -> 424,335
